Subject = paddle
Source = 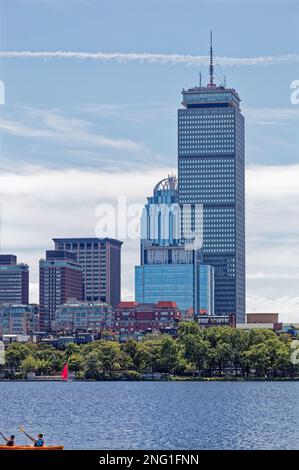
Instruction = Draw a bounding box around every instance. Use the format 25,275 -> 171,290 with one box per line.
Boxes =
19,426 -> 36,444
0,431 -> 8,443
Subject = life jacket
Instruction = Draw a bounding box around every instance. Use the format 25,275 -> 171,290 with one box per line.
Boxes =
34,439 -> 44,447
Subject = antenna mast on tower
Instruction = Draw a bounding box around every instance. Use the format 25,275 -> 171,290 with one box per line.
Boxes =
209,30 -> 214,87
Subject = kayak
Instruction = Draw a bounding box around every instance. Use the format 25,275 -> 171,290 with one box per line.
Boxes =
0,445 -> 64,450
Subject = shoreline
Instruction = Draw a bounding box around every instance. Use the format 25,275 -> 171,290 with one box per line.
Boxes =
0,377 -> 298,382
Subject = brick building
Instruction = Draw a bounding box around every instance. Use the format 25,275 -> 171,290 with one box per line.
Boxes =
39,250 -> 83,331
113,301 -> 181,334
246,313 -> 279,324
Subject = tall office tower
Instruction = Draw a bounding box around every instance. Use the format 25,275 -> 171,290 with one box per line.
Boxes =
39,250 -> 83,331
135,176 -> 214,315
52,238 -> 122,307
178,35 -> 245,322
0,254 -> 29,305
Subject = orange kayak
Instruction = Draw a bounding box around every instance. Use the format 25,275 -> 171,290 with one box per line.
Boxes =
0,445 -> 64,450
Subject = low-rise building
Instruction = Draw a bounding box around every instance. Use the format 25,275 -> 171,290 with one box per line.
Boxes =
51,299 -> 113,334
237,322 -> 275,331
246,312 -> 279,324
197,314 -> 236,329
113,301 -> 181,335
0,304 -> 37,337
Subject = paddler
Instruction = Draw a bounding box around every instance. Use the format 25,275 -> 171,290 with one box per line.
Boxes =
0,433 -> 15,447
34,434 -> 45,447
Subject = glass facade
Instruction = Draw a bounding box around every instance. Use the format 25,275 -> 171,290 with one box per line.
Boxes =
178,86 -> 245,322
135,264 -> 214,314
135,176 -> 215,316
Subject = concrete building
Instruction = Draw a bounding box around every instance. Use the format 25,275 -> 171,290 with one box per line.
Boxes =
53,238 -> 122,307
237,323 -> 277,331
113,301 -> 181,335
178,35 -> 245,321
246,313 -> 279,324
52,299 -> 113,333
0,254 -> 29,305
198,313 -> 236,329
39,250 -> 83,332
0,304 -> 37,336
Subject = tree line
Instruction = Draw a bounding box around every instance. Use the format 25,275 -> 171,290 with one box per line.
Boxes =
1,323 -> 297,380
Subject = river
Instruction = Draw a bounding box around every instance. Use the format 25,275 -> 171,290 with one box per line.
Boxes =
0,381 -> 298,449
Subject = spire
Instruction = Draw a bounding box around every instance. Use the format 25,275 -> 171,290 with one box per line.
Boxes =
209,30 -> 214,86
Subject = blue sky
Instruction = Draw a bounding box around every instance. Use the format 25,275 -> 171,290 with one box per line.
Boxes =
0,0 -> 299,320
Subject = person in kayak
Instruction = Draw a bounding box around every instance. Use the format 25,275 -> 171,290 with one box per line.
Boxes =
6,435 -> 15,447
19,427 -> 45,447
0,432 -> 15,446
34,434 -> 45,447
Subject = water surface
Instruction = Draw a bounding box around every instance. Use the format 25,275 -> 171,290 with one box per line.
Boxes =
0,381 -> 298,449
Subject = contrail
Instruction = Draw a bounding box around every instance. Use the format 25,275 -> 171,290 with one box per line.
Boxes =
0,50 -> 298,66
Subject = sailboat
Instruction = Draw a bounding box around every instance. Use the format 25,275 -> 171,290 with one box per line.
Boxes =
61,363 -> 69,381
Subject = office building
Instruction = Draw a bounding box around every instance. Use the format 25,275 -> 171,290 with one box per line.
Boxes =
197,313 -> 236,329
135,176 -> 214,315
0,254 -> 29,305
136,263 -> 214,315
113,301 -> 181,335
178,35 -> 245,321
53,238 -> 122,307
0,304 -> 37,336
52,299 -> 113,333
39,250 -> 83,331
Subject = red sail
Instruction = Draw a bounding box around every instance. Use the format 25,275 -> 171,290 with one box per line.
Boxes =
61,363 -> 69,381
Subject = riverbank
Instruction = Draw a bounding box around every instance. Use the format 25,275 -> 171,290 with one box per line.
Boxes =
1,376 -> 298,382
2,324 -> 298,381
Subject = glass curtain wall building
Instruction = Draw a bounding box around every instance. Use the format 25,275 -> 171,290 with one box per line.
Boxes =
135,176 -> 214,315
178,42 -> 245,321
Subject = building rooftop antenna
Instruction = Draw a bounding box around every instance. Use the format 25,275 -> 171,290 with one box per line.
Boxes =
199,71 -> 202,87
209,30 -> 214,86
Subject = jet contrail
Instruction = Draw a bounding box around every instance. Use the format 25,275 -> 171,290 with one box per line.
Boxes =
0,50 -> 298,66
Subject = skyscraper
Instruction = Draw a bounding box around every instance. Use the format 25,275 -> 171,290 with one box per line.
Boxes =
0,254 -> 29,305
135,176 -> 214,315
178,35 -> 245,322
39,250 -> 83,331
52,238 -> 122,307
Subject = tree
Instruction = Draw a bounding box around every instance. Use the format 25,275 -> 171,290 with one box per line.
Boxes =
84,351 -> 101,379
157,336 -> 181,377
244,344 -> 271,376
178,321 -> 201,339
68,353 -> 83,372
65,343 -> 81,359
183,334 -> 210,376
5,343 -> 30,371
215,342 -> 232,376
97,341 -> 121,379
20,355 -> 36,375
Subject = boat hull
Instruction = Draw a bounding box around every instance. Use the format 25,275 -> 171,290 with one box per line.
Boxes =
0,445 -> 64,451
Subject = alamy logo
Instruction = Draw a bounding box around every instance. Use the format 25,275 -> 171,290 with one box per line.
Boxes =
290,340 -> 299,365
0,80 -> 5,105
95,198 -> 203,250
290,80 -> 299,105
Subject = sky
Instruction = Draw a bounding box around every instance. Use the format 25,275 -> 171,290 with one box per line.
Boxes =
0,0 -> 299,321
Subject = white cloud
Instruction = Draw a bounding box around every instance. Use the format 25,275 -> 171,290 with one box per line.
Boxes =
247,296 -> 299,323
1,50 -> 299,67
0,113 -> 145,152
244,107 -> 299,125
